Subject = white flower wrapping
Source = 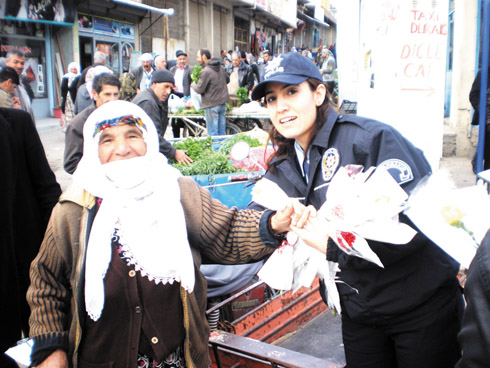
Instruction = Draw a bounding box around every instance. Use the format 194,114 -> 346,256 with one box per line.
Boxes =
252,166 -> 417,314
404,171 -> 490,269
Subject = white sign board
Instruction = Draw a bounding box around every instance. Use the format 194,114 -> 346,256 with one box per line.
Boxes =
357,0 -> 448,168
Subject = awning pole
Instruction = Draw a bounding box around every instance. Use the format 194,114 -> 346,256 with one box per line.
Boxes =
476,0 -> 490,174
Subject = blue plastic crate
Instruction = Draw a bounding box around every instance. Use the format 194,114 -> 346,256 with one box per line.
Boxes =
170,136 -> 262,209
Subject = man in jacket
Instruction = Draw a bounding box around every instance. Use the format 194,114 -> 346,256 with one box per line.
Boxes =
259,49 -> 272,82
5,50 -> 35,121
26,100 -> 306,367
64,73 -> 121,174
133,69 -> 191,163
226,51 -> 254,98
169,50 -> 193,137
0,66 -> 21,108
131,53 -> 154,93
0,108 -> 61,367
169,50 -> 192,98
191,49 -> 230,136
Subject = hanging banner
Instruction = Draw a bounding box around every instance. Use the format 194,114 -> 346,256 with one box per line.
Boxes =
0,0 -> 76,25
357,0 -> 448,168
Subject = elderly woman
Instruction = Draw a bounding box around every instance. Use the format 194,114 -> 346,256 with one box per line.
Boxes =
27,100 -> 305,368
60,62 -> 80,131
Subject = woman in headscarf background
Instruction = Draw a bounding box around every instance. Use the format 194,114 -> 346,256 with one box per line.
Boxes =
60,62 -> 80,132
248,52 -> 463,368
27,100 -> 308,368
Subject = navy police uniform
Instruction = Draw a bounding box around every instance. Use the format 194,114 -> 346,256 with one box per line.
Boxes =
250,109 -> 463,367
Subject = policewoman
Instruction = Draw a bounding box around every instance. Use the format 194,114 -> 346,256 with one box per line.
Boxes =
249,52 -> 463,368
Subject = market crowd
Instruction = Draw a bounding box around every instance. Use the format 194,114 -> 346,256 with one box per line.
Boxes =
1,45 -> 490,368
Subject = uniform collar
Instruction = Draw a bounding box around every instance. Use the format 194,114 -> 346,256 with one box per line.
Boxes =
309,108 -> 339,149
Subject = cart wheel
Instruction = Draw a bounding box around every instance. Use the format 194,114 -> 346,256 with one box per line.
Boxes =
226,122 -> 242,135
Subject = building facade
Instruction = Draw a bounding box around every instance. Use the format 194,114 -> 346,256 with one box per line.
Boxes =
0,0 -> 336,119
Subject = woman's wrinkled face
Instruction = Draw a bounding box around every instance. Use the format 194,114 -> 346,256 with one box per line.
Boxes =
98,124 -> 147,164
264,81 -> 326,150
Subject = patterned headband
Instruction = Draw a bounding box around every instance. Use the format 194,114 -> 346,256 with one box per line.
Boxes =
93,115 -> 146,137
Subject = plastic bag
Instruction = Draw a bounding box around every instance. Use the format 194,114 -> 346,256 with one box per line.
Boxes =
168,94 -> 186,113
190,88 -> 202,111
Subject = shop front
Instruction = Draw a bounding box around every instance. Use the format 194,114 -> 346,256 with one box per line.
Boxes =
77,14 -> 136,74
0,0 -> 76,118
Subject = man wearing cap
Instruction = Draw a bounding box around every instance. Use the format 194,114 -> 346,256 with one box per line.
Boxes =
169,50 -> 192,138
169,50 -> 192,98
133,69 -> 192,164
131,53 -> 154,93
0,66 -> 21,109
191,49 -> 230,136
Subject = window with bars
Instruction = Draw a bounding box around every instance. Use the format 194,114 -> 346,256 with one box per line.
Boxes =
234,17 -> 249,51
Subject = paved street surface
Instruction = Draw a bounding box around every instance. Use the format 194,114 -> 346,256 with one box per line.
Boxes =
35,117 -> 476,366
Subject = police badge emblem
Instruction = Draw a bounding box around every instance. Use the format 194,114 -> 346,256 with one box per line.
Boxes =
322,148 -> 340,181
378,159 -> 414,185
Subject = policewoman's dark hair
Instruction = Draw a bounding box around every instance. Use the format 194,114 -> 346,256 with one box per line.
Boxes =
265,78 -> 332,172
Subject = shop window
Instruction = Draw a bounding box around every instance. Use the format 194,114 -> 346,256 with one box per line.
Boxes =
0,20 -> 47,99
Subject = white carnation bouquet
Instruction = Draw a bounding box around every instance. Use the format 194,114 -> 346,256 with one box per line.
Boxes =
253,165 -> 416,313
404,171 -> 490,269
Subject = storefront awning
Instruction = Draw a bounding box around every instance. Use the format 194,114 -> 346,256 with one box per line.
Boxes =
232,0 -> 297,29
297,11 -> 330,29
76,0 -> 149,24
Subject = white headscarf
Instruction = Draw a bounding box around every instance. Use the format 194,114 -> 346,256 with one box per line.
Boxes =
74,100 -> 195,321
85,65 -> 113,99
64,62 -> 80,78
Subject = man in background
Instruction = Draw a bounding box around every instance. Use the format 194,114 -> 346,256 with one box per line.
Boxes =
0,66 -> 21,109
191,49 -> 229,136
76,50 -> 107,90
131,53 -> 154,93
133,69 -> 192,163
259,49 -> 272,82
64,73 -> 121,174
226,51 -> 254,100
155,54 -> 167,70
5,50 -> 35,121
169,50 -> 193,138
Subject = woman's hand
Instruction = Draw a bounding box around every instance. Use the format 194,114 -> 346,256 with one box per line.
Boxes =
290,218 -> 329,255
37,349 -> 68,368
270,199 -> 317,234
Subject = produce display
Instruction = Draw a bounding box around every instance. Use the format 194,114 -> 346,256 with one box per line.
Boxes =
171,134 -> 265,176
174,107 -> 204,115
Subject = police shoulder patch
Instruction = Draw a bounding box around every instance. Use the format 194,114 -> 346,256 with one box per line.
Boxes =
378,159 -> 414,185
322,147 -> 340,182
